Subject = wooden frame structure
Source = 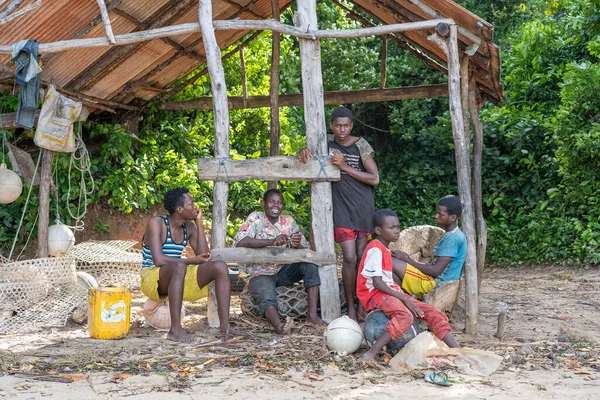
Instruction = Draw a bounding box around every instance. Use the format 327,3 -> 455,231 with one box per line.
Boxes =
0,0 -> 502,333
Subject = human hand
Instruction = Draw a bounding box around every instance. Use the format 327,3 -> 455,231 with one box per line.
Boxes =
330,153 -> 347,169
193,252 -> 212,265
391,250 -> 410,261
402,298 -> 424,319
194,207 -> 203,225
272,234 -> 289,246
298,148 -> 312,164
290,231 -> 303,248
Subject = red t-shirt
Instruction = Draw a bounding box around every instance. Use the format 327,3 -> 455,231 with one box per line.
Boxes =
357,239 -> 402,310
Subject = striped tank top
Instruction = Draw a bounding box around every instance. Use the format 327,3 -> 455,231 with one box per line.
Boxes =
141,215 -> 188,269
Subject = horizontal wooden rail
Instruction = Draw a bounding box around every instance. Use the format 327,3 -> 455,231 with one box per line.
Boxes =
198,155 -> 341,182
164,84 -> 449,111
210,247 -> 335,266
0,18 -> 456,54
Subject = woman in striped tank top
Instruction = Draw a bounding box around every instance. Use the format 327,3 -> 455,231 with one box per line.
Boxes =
140,187 -> 245,343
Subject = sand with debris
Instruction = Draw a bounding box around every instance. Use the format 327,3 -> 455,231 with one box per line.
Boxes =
1,266 -> 599,399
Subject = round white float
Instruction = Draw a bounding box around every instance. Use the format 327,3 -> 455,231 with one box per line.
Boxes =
325,315 -> 364,354
142,298 -> 185,331
0,162 -> 22,204
47,223 -> 75,256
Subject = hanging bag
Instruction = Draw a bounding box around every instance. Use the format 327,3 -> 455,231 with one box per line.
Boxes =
34,84 -> 82,153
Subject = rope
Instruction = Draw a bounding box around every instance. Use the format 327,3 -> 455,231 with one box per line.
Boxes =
66,123 -> 94,224
314,153 -> 331,182
1,132 -> 6,164
215,157 -> 231,182
8,150 -> 42,260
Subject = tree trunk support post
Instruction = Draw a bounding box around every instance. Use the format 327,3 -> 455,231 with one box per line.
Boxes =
432,23 -> 478,334
448,24 -> 478,334
294,1 -> 341,322
37,149 -> 53,258
380,34 -> 387,89
469,76 -> 487,291
198,0 -> 230,328
268,0 -> 281,190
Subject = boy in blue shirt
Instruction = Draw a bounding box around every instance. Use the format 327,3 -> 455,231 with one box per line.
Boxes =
392,195 -> 467,300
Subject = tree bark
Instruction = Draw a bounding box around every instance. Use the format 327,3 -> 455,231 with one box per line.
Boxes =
268,0 -> 281,190
37,150 -> 53,258
294,1 -> 340,323
199,0 -> 230,328
446,24 -> 478,334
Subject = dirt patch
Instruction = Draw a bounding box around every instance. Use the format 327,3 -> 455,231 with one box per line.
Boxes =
0,266 -> 599,398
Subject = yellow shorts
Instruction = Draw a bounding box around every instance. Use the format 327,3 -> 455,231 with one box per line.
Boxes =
140,265 -> 209,303
401,264 -> 436,300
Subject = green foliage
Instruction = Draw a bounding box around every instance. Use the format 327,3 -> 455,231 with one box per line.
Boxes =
93,218 -> 110,235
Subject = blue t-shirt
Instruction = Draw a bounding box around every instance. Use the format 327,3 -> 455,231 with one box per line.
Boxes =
433,227 -> 467,284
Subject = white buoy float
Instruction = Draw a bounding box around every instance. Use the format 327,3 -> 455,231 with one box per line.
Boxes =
47,222 -> 75,256
324,315 -> 364,354
0,162 -> 23,204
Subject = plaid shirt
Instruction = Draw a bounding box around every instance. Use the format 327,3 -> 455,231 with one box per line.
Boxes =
233,211 -> 308,278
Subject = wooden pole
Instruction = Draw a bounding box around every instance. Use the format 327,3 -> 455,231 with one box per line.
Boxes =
469,78 -> 487,291
380,34 -> 387,89
268,0 -> 281,191
0,18 -> 456,54
199,0 -> 230,328
95,0 -> 117,44
294,1 -> 341,322
239,46 -> 248,109
445,24 -> 478,334
37,150 -> 53,258
161,84 -> 450,111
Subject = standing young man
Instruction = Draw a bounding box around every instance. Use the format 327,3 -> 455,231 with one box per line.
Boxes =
299,106 -> 379,321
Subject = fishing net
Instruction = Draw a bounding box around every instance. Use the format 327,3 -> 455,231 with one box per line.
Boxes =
240,279 -> 347,318
70,240 -> 141,289
0,256 -> 89,334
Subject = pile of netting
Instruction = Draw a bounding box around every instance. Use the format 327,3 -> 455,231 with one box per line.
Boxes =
70,240 -> 141,289
240,279 -> 347,318
0,256 -> 90,334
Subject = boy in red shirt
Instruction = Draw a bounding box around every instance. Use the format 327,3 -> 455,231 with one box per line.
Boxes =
357,209 -> 459,364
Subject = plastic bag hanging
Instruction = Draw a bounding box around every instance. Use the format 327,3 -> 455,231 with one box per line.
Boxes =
34,85 -> 83,152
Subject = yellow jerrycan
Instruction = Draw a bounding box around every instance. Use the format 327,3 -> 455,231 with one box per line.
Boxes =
88,287 -> 131,339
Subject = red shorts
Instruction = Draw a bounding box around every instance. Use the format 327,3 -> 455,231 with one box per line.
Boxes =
334,228 -> 371,243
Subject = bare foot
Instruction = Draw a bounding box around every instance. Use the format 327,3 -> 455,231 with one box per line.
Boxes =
167,327 -> 196,343
217,325 -> 249,339
306,315 -> 328,329
277,316 -> 294,335
357,303 -> 368,322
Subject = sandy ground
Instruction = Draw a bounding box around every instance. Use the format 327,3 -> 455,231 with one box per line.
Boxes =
1,266 -> 599,399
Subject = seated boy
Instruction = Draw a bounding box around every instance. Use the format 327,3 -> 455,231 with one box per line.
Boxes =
234,189 -> 327,334
357,209 -> 459,365
392,195 -> 467,299
141,187 -> 244,343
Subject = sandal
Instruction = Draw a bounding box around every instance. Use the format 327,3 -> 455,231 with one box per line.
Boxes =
424,371 -> 452,386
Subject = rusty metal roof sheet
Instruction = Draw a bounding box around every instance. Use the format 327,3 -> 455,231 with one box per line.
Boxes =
0,0 -> 502,111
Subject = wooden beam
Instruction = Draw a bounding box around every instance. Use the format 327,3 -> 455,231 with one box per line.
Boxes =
162,84 -> 449,110
445,24 -> 478,334
37,150 -> 53,258
197,156 -> 341,182
239,46 -> 247,108
110,7 -> 205,62
295,1 -> 341,323
268,0 -> 281,190
211,247 -> 335,266
42,0 -> 124,67
155,31 -> 261,103
380,34 -> 387,89
469,77 -> 487,291
0,18 -> 456,54
96,0 -> 117,44
64,0 -> 198,91
0,0 -> 41,27
0,111 -> 41,130
199,0 -> 230,328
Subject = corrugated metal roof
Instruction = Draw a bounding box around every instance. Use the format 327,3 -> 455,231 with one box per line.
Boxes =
0,0 -> 502,111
